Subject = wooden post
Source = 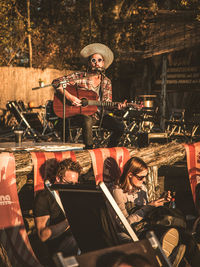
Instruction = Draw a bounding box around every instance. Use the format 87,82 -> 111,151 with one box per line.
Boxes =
147,165 -> 159,202
89,0 -> 92,43
27,0 -> 32,68
160,54 -> 167,131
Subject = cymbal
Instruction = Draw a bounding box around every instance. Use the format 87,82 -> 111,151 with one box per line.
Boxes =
137,95 -> 157,98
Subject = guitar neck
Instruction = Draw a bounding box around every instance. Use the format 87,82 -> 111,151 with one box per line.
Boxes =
87,100 -> 138,109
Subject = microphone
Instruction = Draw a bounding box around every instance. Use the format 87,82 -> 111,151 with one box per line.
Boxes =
88,67 -> 105,76
95,68 -> 106,78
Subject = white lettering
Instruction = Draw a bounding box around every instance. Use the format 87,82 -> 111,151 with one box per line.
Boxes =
196,175 -> 200,184
0,195 -> 12,205
0,195 -> 11,201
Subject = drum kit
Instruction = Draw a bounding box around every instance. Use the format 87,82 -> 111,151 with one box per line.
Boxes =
118,95 -> 159,147
137,94 -> 158,132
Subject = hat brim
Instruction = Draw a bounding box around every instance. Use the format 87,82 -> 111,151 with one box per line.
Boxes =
80,43 -> 114,69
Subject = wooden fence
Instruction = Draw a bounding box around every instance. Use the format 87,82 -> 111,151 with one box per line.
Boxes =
0,67 -> 73,109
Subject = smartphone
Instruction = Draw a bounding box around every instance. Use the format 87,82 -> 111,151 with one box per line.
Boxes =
160,191 -> 168,201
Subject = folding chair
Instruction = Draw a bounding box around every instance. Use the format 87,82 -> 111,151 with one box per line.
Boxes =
0,152 -> 42,267
166,108 -> 187,139
54,239 -> 162,267
6,101 -> 42,141
185,143 -> 200,238
51,182 -> 172,267
50,182 -> 138,254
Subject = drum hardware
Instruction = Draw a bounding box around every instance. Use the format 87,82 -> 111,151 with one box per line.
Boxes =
165,108 -> 186,137
188,113 -> 200,138
140,120 -> 154,133
41,100 -> 60,139
139,110 -> 156,133
120,120 -> 138,147
118,108 -> 140,147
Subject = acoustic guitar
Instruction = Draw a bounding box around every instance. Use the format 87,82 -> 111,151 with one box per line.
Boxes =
53,85 -> 141,118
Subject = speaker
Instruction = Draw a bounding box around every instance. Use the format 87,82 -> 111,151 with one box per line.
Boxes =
148,133 -> 168,145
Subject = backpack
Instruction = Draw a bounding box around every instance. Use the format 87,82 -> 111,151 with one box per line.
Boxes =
146,206 -> 187,229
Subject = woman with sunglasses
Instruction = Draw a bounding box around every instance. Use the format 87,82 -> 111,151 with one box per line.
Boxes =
112,156 -> 171,227
52,43 -> 125,149
112,157 -> 200,267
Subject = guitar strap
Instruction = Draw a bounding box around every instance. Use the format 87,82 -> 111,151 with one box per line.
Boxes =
98,74 -> 106,129
99,74 -> 104,100
75,83 -> 80,99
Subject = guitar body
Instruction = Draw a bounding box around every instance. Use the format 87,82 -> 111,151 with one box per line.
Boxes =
53,85 -> 98,118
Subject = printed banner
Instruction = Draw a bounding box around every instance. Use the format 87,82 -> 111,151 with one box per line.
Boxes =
0,152 -> 23,229
184,142 -> 200,205
0,152 -> 42,266
88,147 -> 130,184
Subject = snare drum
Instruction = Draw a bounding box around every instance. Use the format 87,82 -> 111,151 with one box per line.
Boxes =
137,95 -> 157,109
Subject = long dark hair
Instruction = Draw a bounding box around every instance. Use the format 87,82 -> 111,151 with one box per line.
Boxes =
117,157 -> 148,192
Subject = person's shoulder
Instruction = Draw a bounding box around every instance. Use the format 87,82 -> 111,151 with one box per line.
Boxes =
112,185 -> 123,193
103,75 -> 111,85
67,71 -> 86,77
34,188 -> 50,202
140,184 -> 147,192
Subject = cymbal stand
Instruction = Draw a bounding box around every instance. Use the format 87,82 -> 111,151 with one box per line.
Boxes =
119,109 -> 139,147
62,82 -> 66,143
140,112 -> 154,133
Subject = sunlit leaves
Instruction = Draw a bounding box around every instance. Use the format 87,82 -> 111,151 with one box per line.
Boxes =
0,0 -> 199,68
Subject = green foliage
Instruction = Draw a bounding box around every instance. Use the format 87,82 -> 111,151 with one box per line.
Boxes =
0,0 -> 28,66
0,0 -> 199,68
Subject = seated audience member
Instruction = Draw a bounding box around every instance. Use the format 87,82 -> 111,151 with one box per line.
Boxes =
111,156 -> 200,267
34,159 -> 82,261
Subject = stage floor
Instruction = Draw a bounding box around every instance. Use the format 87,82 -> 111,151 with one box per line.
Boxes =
0,140 -> 85,152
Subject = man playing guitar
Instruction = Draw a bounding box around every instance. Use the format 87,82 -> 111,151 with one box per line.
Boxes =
52,43 -> 126,149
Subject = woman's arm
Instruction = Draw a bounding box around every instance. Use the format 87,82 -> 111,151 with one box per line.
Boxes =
112,188 -> 143,225
149,191 -> 171,207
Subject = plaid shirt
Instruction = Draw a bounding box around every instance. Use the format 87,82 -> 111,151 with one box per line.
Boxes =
52,71 -> 112,102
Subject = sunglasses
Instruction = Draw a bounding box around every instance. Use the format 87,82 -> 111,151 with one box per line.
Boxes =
134,173 -> 148,181
91,58 -> 104,64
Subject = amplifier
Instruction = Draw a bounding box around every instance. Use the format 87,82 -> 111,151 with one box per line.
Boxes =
148,132 -> 168,144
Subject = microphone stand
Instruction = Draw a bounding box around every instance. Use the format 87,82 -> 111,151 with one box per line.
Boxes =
62,83 -> 66,143
33,80 -> 68,143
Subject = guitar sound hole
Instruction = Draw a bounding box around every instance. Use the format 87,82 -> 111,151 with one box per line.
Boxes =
81,98 -> 88,107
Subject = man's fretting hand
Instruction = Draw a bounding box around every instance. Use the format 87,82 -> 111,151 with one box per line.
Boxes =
118,100 -> 127,110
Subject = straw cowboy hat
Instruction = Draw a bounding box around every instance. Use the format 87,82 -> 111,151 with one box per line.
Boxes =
80,43 -> 114,69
